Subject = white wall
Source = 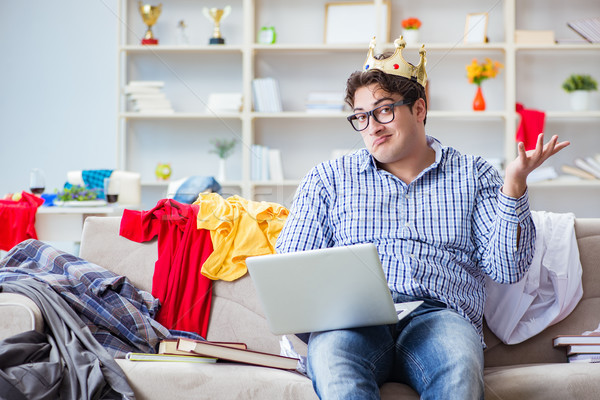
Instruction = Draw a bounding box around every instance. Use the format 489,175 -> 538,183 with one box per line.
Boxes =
0,0 -> 118,197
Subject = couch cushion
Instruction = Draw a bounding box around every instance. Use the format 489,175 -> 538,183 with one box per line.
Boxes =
484,363 -> 600,400
116,358 -> 424,400
0,293 -> 44,340
115,359 -> 319,400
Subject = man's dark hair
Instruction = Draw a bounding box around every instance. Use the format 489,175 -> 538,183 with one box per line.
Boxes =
345,69 -> 427,124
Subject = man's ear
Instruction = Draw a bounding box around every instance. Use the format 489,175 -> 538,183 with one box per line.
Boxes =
413,98 -> 427,122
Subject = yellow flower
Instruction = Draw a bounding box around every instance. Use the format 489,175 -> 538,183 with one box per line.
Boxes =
466,58 -> 503,86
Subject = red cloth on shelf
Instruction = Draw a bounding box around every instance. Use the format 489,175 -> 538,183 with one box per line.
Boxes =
0,191 -> 44,251
119,199 -> 213,337
516,103 -> 546,151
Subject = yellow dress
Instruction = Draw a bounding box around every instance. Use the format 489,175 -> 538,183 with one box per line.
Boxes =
193,193 -> 289,281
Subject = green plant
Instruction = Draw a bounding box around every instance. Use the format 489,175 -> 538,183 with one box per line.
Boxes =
55,185 -> 100,201
209,138 -> 236,159
562,74 -> 598,92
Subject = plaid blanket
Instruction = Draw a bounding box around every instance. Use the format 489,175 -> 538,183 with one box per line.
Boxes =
0,239 -> 203,357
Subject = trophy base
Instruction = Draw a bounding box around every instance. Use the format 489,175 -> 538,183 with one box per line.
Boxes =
209,37 -> 225,45
141,38 -> 159,45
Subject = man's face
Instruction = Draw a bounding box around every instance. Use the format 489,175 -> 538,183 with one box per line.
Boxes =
353,83 -> 424,166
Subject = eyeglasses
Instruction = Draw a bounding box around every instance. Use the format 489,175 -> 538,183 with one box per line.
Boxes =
347,99 -> 414,132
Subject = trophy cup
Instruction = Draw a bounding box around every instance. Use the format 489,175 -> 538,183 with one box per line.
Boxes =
138,2 -> 162,45
202,6 -> 231,45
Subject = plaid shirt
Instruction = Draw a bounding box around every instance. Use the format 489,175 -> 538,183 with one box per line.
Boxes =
0,239 -> 203,357
276,137 -> 536,340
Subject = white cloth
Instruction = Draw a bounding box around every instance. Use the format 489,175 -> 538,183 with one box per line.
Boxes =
484,211 -> 583,344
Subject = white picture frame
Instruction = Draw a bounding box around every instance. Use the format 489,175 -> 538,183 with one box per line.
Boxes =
324,1 -> 390,44
464,12 -> 489,44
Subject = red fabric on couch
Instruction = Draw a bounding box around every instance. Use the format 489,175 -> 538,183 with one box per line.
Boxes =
0,191 -> 44,251
119,199 -> 213,338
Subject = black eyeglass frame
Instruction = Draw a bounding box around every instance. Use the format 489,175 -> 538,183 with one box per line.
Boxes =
346,99 -> 415,132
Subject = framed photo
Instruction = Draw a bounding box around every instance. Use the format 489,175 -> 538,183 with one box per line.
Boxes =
464,12 -> 488,44
324,1 -> 390,44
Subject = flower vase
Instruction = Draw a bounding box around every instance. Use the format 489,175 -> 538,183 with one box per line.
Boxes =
472,86 -> 486,111
402,29 -> 420,45
217,158 -> 227,182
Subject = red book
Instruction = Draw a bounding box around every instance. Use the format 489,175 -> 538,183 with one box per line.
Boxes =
176,338 -> 299,370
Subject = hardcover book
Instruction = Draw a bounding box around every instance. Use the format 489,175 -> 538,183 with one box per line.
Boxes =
159,339 -> 247,355
567,344 -> 600,355
553,333 -> 600,347
176,338 -> 299,370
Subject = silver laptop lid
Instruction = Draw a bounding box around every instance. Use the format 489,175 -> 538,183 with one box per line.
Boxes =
246,243 -> 400,335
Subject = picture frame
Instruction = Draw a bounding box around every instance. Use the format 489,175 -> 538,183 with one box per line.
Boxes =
324,1 -> 390,44
464,12 -> 488,44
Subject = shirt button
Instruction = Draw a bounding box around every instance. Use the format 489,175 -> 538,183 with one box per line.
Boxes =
404,194 -> 409,199
404,222 -> 410,227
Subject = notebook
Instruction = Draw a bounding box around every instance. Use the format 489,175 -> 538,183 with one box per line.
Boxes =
246,243 -> 423,335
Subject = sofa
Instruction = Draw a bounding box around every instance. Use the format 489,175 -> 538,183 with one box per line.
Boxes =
2,216 -> 600,399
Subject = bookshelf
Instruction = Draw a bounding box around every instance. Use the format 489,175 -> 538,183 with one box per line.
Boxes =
117,0 -> 600,214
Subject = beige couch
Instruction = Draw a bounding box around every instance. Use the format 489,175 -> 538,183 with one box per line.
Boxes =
2,216 -> 600,399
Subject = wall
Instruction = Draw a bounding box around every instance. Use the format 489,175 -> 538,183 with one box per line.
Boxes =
0,0 -> 117,197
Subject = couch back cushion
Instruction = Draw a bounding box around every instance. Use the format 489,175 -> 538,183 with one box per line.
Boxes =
79,216 -> 156,292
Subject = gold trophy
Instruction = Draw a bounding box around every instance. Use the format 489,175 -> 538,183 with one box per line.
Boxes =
139,2 -> 162,45
203,6 -> 231,45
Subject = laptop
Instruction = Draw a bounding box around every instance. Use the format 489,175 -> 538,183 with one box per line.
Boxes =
246,243 -> 423,335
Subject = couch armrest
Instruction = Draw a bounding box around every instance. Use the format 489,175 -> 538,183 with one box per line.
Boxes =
0,292 -> 44,340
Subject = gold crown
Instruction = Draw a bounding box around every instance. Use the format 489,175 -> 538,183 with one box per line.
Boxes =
363,36 -> 427,87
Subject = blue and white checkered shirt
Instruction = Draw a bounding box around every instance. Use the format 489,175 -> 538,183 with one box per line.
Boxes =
275,137 -> 536,341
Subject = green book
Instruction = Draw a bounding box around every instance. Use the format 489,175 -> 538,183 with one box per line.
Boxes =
125,352 -> 217,363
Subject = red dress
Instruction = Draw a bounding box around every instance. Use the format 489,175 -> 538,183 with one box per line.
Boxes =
0,192 -> 44,251
119,199 -> 213,337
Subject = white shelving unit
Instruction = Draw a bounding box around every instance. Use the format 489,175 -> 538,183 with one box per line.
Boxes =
117,0 -> 600,214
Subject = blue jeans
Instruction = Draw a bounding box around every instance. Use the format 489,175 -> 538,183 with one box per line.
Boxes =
306,296 -> 484,400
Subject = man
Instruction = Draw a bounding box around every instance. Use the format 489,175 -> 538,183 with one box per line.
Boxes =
275,37 -> 569,399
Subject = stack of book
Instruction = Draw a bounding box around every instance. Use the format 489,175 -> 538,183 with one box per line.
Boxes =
252,78 -> 282,113
251,145 -> 284,181
129,338 -> 299,370
561,155 -> 600,180
305,92 -> 346,113
125,80 -> 174,114
553,333 -> 600,363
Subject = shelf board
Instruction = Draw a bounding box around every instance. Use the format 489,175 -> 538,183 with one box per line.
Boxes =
120,112 -> 242,120
529,178 -> 600,188
142,180 -> 244,187
427,110 -> 507,119
253,43 -> 365,52
545,111 -> 600,119
251,111 -> 507,119
252,180 -> 301,186
515,43 -> 600,51
121,45 -> 243,53
252,111 -> 347,119
252,42 -> 507,52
